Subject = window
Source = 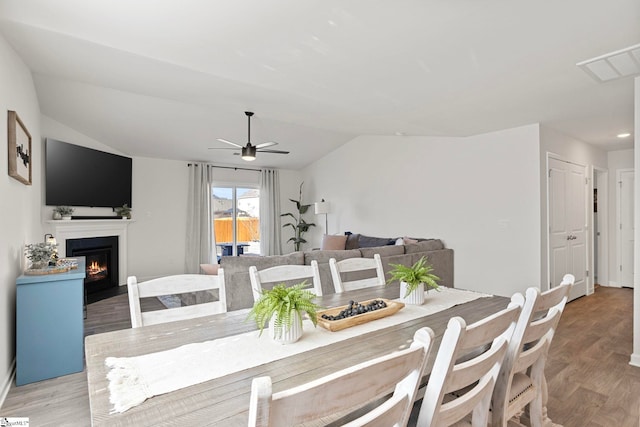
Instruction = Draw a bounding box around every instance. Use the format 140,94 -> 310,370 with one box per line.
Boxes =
212,186 -> 261,258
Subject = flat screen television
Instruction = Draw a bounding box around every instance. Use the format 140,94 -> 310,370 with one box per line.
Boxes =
45,138 -> 132,208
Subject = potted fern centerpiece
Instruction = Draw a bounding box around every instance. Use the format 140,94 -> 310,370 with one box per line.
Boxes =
387,256 -> 440,305
248,282 -> 319,344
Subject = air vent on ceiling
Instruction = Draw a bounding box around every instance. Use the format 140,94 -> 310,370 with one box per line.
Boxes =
577,43 -> 640,82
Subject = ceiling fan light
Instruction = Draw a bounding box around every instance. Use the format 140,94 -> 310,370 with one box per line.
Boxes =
241,145 -> 256,161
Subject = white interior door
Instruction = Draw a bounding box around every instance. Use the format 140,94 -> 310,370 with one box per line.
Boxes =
549,158 -> 588,300
619,170 -> 634,288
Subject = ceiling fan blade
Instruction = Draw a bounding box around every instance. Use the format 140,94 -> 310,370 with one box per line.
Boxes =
208,147 -> 239,150
256,149 -> 290,154
255,141 -> 278,149
216,138 -> 243,148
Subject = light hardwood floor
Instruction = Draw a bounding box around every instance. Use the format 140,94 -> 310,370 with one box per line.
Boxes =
1,287 -> 638,426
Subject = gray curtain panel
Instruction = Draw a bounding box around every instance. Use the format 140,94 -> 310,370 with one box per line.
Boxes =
260,168 -> 282,255
185,163 -> 215,273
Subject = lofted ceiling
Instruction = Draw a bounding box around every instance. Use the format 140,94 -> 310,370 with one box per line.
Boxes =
0,0 -> 638,170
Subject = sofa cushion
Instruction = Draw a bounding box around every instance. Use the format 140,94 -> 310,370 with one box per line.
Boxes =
358,234 -> 395,248
404,239 -> 444,253
304,249 -> 362,295
321,234 -> 347,250
199,263 -> 219,275
304,249 -> 362,265
220,251 -> 305,311
360,245 -> 404,258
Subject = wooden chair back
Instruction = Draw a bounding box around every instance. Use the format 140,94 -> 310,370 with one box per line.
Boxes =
248,327 -> 434,427
416,301 -> 522,426
490,274 -> 573,427
127,271 -> 227,328
329,254 -> 386,293
249,260 -> 322,303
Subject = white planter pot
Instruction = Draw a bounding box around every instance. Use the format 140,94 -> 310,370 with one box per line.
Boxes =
62,216 -> 72,220
400,282 -> 425,305
269,311 -> 302,344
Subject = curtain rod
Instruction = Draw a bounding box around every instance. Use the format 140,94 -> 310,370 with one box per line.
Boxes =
187,163 -> 261,172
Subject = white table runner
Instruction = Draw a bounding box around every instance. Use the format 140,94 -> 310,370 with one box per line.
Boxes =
106,287 -> 490,413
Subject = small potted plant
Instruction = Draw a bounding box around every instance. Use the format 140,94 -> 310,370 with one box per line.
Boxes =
387,256 -> 440,305
114,204 -> 132,219
25,242 -> 57,270
53,206 -> 74,220
248,282 -> 319,344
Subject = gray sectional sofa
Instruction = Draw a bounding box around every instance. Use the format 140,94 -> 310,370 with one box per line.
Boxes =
219,234 -> 454,311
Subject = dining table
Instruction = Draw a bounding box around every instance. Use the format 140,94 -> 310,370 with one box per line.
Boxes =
85,285 -> 510,426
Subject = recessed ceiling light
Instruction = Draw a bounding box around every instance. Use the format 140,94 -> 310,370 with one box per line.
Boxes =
617,133 -> 631,138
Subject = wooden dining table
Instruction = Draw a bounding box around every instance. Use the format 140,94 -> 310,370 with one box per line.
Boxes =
85,285 -> 510,426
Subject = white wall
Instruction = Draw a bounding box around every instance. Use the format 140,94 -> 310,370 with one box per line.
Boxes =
0,35 -> 42,404
539,126 -> 608,294
607,149 -> 634,287
302,124 -> 541,297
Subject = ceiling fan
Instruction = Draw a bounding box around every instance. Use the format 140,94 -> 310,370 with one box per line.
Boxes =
210,111 -> 289,161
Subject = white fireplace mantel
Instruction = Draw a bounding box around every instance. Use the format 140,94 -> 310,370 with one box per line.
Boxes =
46,219 -> 134,286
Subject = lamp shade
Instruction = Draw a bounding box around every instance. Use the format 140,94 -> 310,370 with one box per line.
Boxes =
314,201 -> 329,215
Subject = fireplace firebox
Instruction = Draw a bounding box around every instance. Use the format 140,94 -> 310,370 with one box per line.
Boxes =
66,236 -> 119,294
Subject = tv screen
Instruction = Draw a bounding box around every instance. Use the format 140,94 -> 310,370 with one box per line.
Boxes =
45,138 -> 132,208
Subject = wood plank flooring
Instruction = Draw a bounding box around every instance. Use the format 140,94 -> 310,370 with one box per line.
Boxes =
1,286 -> 638,426
545,286 -> 640,427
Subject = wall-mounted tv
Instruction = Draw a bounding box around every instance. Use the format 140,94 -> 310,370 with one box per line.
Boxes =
45,138 -> 132,208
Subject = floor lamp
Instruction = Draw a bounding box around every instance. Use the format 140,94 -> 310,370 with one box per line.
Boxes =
314,199 -> 329,234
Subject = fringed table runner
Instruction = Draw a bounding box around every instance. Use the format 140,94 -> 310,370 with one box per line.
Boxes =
106,287 -> 490,413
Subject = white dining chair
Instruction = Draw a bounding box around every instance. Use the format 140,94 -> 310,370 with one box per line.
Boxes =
490,274 -> 573,427
127,270 -> 227,328
249,261 -> 322,303
248,327 -> 434,427
415,300 -> 522,426
329,253 -> 386,293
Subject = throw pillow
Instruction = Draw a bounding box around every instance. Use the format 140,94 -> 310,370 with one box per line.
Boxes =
358,234 -> 395,248
403,237 -> 419,245
321,234 -> 347,250
395,237 -> 405,245
199,263 -> 219,275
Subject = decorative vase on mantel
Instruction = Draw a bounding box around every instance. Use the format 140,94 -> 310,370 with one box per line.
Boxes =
401,282 -> 426,305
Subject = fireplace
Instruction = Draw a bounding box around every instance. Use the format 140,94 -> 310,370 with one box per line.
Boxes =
66,236 -> 119,294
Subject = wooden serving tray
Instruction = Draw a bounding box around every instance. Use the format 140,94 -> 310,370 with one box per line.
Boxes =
317,298 -> 405,332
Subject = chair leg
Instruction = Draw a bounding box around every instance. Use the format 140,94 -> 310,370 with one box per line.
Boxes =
520,376 -> 563,427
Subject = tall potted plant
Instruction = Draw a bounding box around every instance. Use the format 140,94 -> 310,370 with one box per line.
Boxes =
281,182 -> 315,251
387,256 -> 440,305
248,282 -> 319,344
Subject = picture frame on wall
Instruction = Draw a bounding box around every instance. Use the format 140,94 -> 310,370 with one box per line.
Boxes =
8,110 -> 32,185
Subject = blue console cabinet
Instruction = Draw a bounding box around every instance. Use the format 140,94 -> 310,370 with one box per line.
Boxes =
16,257 -> 85,385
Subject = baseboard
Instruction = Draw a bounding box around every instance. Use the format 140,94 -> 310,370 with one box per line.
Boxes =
629,353 -> 640,368
0,359 -> 16,409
